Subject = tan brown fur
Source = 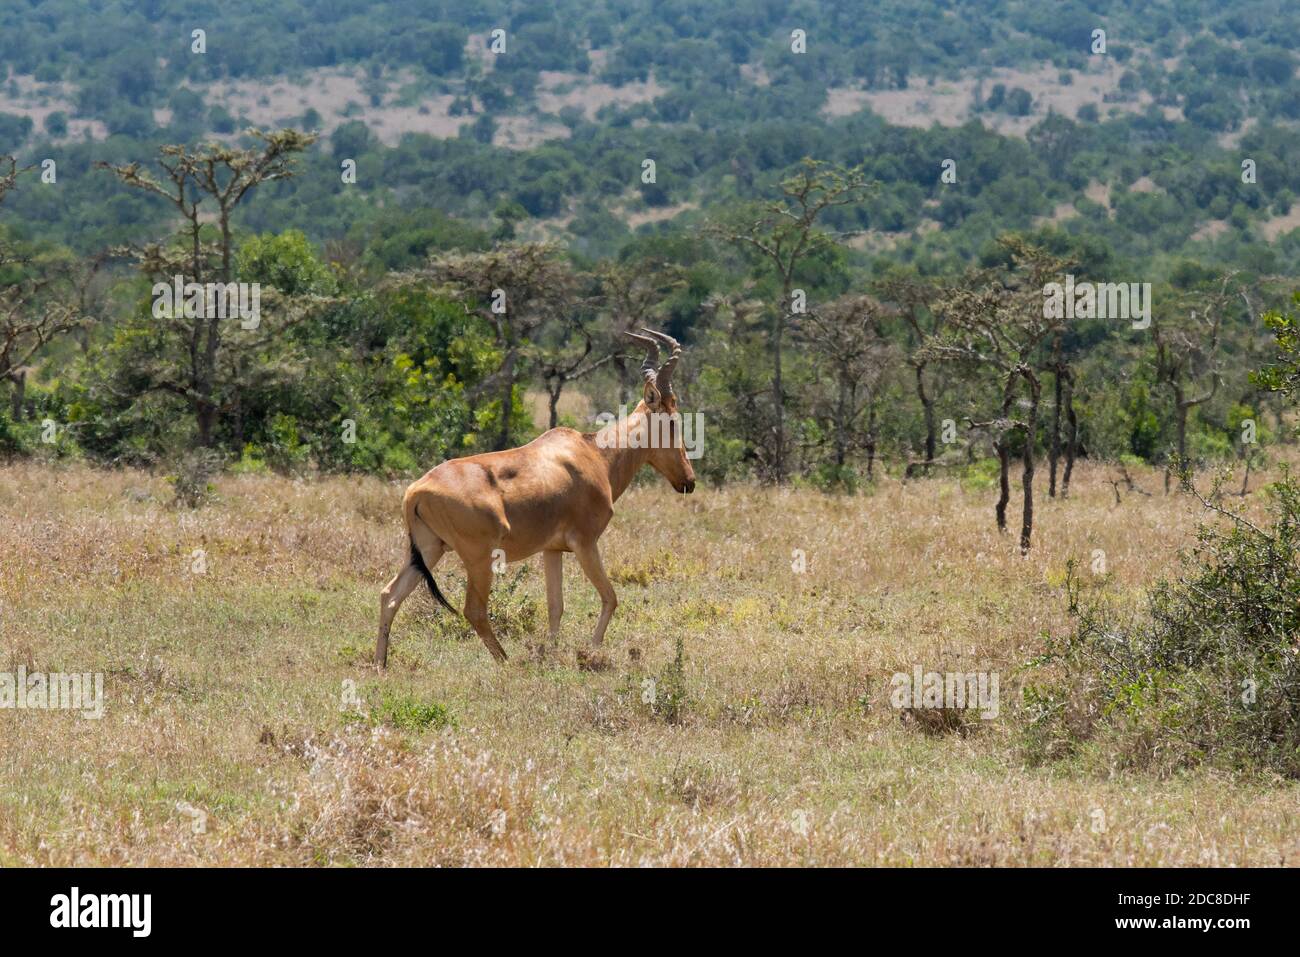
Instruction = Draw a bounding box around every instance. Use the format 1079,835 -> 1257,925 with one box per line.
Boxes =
377,330 -> 695,667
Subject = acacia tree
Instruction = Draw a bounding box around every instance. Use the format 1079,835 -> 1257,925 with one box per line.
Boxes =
1152,273 -> 1237,492
0,157 -> 86,419
0,250 -> 87,420
874,271 -> 944,475
800,293 -> 893,482
695,291 -> 779,475
926,239 -> 1074,553
415,242 -> 583,449
708,159 -> 873,482
95,129 -> 319,447
595,257 -> 684,409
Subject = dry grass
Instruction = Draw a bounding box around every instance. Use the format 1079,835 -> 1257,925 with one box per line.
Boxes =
1,459 -> 1297,866
1259,204 -> 1300,242
820,58 -> 1179,136
534,70 -> 665,120
1,71 -> 109,142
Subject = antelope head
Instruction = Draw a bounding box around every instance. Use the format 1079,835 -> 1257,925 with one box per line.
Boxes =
624,327 -> 696,494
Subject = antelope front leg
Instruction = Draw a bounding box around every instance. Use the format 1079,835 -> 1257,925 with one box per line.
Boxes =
573,540 -> 618,646
543,550 -> 564,641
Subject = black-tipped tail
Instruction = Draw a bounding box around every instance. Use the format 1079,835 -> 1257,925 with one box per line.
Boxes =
410,539 -> 457,614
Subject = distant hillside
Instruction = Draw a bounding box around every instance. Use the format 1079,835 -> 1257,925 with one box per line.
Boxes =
1,0 -> 1298,272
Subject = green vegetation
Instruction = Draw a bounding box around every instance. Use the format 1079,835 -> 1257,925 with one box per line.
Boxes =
1029,471 -> 1300,776
370,692 -> 457,732
0,1 -> 1295,502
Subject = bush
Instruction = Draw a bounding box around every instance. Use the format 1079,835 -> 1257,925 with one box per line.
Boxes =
487,566 -> 539,645
0,112 -> 33,146
0,406 -> 32,457
806,461 -> 860,493
651,636 -> 688,725
262,413 -> 311,475
169,448 -> 225,508
1025,472 -> 1300,776
693,435 -> 745,487
960,456 -> 1001,492
370,693 -> 456,732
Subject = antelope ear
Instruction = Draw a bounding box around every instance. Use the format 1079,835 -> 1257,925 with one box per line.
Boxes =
642,380 -> 662,409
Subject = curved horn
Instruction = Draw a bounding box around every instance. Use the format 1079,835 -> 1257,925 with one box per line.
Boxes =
623,330 -> 660,387
639,328 -> 681,393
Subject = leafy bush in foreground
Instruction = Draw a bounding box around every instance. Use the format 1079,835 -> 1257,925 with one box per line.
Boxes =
1025,473 -> 1300,777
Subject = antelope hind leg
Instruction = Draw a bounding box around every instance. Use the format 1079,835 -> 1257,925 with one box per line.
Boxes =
376,563 -> 423,669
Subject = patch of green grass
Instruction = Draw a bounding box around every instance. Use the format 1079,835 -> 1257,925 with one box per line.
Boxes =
367,692 -> 457,732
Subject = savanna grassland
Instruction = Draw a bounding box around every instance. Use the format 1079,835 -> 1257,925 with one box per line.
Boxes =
1,459 -> 1297,867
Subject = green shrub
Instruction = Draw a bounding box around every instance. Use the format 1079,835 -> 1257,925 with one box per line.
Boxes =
488,566 -> 540,644
342,690 -> 457,732
230,444 -> 271,475
168,448 -> 225,509
960,456 -> 1001,492
807,461 -> 860,493
263,413 -> 311,475
375,693 -> 456,732
651,636 -> 688,725
1025,472 -> 1300,776
0,406 -> 33,457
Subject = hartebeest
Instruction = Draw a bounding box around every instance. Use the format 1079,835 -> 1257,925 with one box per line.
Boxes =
376,328 -> 695,667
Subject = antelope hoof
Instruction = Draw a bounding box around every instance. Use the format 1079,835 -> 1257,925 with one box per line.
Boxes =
576,648 -> 611,672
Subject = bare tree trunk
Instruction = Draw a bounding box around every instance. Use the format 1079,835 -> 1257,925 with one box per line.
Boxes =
197,401 -> 217,448
613,354 -> 632,411
232,395 -> 245,450
1176,403 -> 1189,485
834,374 -> 850,468
1048,358 -> 1062,498
915,361 -> 936,474
771,302 -> 787,483
218,208 -> 237,284
9,369 -> 25,421
197,315 -> 221,448
496,348 -> 517,451
995,374 -> 1016,532
1020,370 -> 1041,554
1021,434 -> 1035,553
1062,368 -> 1076,497
548,378 -> 561,430
1164,384 -> 1191,494
865,400 -> 878,481
996,439 -> 1011,532
1165,389 -> 1189,494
